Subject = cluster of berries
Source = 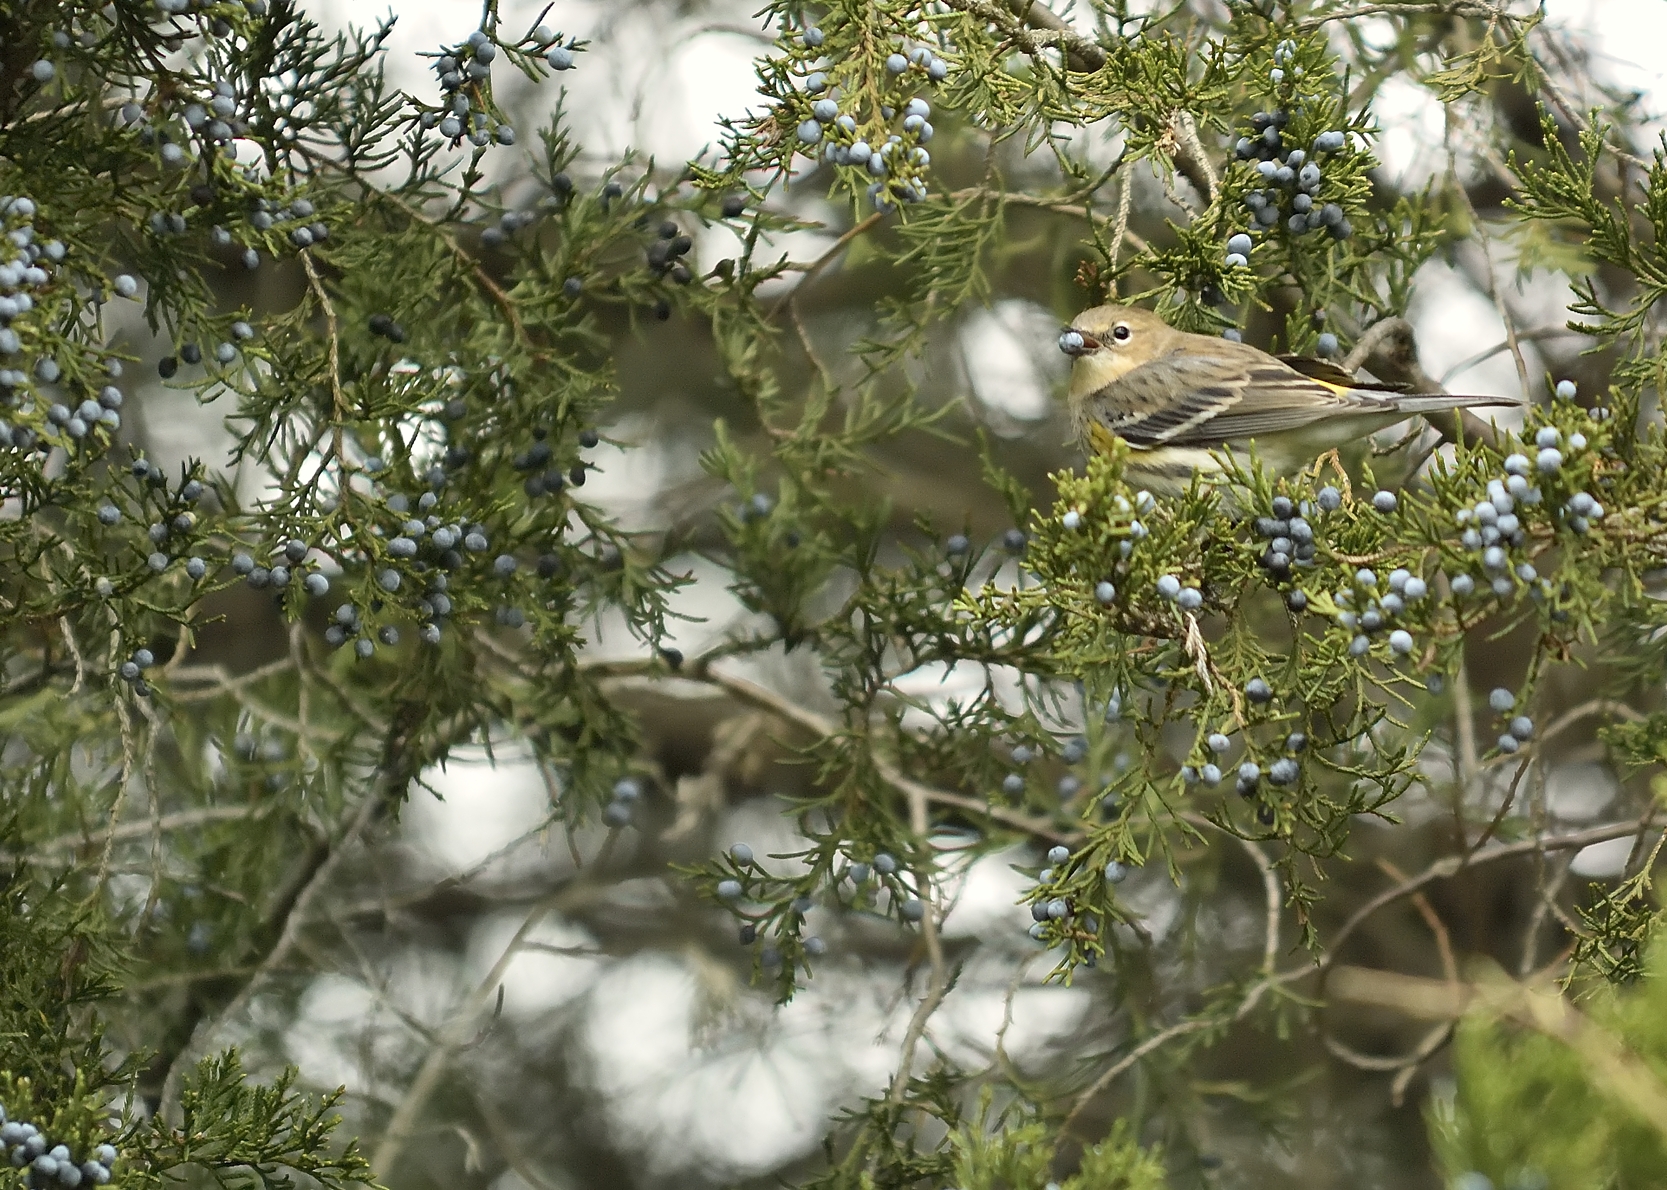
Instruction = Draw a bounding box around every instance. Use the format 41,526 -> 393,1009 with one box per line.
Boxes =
1025,843 -> 1127,947
109,463 -> 209,585
135,183 -> 317,276
423,31 -> 511,147
847,851 -> 923,925
420,24 -> 578,148
1,1105 -> 116,1189
644,221 -> 695,286
1488,687 -> 1535,755
1443,388 -> 1598,605
1230,101 -> 1352,244
419,25 -> 577,148
119,71 -> 244,171
602,776 -> 642,828
1254,492 -> 1321,583
116,646 -> 159,697
0,195 -> 103,449
1028,844 -> 1079,932
323,601 -> 408,657
1451,460 -> 1543,600
513,426 -> 585,500
0,196 -> 62,343
1335,564 -> 1430,659
157,322 -> 256,379
1154,572 -> 1204,612
224,387 -> 588,653
241,194 -> 330,254
231,537 -> 318,595
40,379 -> 123,445
480,208 -> 540,250
1181,714 -> 1305,823
721,848 -> 898,964
792,28 -> 949,210
1001,738 -> 1092,801
178,78 -> 243,157
722,846 -> 828,949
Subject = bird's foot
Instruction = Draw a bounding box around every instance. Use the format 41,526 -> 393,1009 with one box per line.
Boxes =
1309,450 -> 1351,499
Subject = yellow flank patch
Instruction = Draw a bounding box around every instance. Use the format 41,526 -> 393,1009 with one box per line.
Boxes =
1088,422 -> 1123,455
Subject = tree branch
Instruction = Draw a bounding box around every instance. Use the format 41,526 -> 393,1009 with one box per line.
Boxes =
1004,0 -> 1107,71
371,836 -> 619,1179
1345,316 -> 1504,450
153,698 -> 432,1117
695,665 -> 1075,843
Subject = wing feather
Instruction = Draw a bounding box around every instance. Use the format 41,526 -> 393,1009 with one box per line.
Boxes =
1275,355 -> 1410,392
1080,353 -> 1247,447
1085,350 -> 1365,448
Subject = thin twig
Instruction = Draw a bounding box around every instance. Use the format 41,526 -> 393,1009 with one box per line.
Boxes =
371,837 -> 617,1176
1438,326 -> 1584,387
1181,811 -> 1277,970
1108,173 -> 1133,286
1008,0 -> 1107,71
1295,0 -> 1511,30
1536,698 -> 1646,744
1345,316 -> 1507,452
943,185 -> 1151,257
1329,962 -> 1667,1137
697,666 -> 1073,843
295,144 -> 534,348
1448,140 -> 1531,400
58,616 -> 85,696
300,251 -> 348,467
1520,851 -> 1574,977
1307,817 -> 1654,983
22,806 -> 261,858
169,655 -> 297,692
765,212 -> 884,324
158,789 -> 380,1114
886,774 -> 950,1106
938,0 -> 1108,72
1061,978 -> 1275,1140
1061,816 -> 1655,1136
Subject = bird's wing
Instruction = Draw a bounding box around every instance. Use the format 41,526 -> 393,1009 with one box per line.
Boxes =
1087,349 -> 1357,448
1275,355 -> 1409,392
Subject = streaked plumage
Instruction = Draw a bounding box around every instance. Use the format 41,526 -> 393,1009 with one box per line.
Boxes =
1060,305 -> 1518,495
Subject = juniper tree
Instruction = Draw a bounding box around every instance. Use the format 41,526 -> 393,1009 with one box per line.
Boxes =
4,1 -> 1667,1189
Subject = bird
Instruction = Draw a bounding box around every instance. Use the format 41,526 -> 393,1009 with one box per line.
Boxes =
1058,304 -> 1518,496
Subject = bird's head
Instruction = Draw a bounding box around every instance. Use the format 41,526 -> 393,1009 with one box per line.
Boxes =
1058,305 -> 1175,408
1057,304 -> 1171,358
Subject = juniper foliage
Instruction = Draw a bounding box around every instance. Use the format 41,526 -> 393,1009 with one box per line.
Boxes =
3,0 -> 1667,1188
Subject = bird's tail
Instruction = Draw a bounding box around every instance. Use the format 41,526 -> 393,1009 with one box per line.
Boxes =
1389,393 -> 1520,414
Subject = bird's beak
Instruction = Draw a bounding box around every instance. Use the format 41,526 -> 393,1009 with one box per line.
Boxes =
1057,328 -> 1099,357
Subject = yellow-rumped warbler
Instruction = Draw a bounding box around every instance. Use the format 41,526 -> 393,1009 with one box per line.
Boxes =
1059,305 -> 1517,495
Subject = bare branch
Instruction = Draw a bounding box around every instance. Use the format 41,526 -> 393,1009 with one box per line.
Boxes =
695,666 -> 1075,843
1345,316 -> 1505,450
371,836 -> 618,1177
886,772 -> 950,1106
1171,111 -> 1218,204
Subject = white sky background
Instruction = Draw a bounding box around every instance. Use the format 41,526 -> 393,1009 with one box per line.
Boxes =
273,0 -> 1667,1181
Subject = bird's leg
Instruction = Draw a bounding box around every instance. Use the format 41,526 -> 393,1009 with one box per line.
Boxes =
1309,450 -> 1352,500
1371,421 -> 1426,457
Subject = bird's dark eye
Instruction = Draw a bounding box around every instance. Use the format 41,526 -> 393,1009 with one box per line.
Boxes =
1112,324 -> 1131,341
